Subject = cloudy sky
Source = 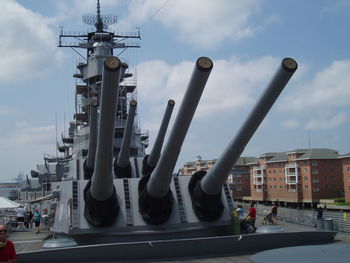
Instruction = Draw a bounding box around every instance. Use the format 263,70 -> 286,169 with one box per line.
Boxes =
0,0 -> 349,182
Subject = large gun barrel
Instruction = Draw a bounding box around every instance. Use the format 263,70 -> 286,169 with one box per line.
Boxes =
114,100 -> 137,178
84,56 -> 121,226
84,101 -> 98,179
138,57 -> 213,225
189,57 -> 298,221
143,99 -> 175,175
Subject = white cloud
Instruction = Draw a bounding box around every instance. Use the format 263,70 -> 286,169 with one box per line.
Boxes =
305,112 -> 348,130
0,124 -> 57,181
0,0 -> 59,84
283,60 -> 350,111
119,0 -> 262,49
0,125 -> 56,149
0,106 -> 20,116
138,56 -> 280,121
16,122 -> 28,128
283,118 -> 300,129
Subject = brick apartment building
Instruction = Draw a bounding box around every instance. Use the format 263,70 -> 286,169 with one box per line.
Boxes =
341,153 -> 350,202
180,148 -> 347,206
250,149 -> 343,206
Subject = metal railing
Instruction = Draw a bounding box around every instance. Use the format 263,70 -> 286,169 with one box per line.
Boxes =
255,204 -> 350,233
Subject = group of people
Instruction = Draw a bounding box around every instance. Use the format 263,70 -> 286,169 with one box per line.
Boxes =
15,205 -> 42,234
236,202 -> 278,233
0,205 -> 45,262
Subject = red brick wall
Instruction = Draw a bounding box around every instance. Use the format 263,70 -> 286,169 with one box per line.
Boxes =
342,157 -> 350,202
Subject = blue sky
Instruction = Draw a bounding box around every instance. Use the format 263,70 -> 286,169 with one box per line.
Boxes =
0,0 -> 349,182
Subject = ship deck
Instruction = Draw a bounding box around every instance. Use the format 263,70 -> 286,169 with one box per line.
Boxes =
10,220 -> 350,262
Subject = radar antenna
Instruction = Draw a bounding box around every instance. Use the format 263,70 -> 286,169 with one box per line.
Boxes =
82,0 -> 117,32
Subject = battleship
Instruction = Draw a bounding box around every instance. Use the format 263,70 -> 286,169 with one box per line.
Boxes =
17,1 -> 336,262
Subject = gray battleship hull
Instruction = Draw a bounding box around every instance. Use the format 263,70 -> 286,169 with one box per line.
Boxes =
17,230 -> 336,262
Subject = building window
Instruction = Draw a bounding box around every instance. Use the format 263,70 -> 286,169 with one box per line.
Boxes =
312,169 -> 319,175
304,176 -> 308,181
330,167 -> 335,172
312,178 -> 319,183
304,185 -> 308,189
347,167 -> 350,172
280,185 -> 283,189
312,160 -> 318,166
313,187 -> 320,192
347,177 -> 350,182
304,168 -> 307,173
273,178 -> 276,181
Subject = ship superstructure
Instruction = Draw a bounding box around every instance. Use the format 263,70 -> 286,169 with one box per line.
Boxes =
57,1 -> 146,182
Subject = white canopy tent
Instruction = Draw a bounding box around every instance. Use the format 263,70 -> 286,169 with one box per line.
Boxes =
0,197 -> 21,209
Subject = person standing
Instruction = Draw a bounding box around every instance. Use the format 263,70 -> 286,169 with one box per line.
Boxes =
271,202 -> 278,224
33,208 -> 42,234
248,203 -> 257,230
0,224 -> 16,262
27,211 -> 34,229
317,204 -> 324,219
15,205 -> 25,226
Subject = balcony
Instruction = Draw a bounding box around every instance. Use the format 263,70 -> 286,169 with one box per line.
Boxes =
286,179 -> 297,184
253,179 -> 264,185
286,172 -> 296,176
285,162 -> 298,168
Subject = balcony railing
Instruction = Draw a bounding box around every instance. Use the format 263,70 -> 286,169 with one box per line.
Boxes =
286,179 -> 297,184
285,162 -> 298,168
253,180 -> 264,185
